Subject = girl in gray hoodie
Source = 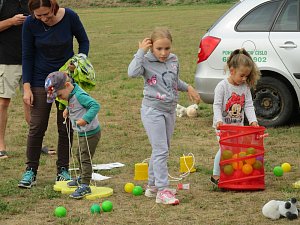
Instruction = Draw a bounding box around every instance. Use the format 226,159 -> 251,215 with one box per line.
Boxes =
128,27 -> 200,205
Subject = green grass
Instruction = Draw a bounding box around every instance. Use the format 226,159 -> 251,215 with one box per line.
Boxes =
1,4 -> 300,225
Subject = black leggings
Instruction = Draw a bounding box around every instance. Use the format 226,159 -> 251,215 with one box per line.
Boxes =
26,87 -> 73,172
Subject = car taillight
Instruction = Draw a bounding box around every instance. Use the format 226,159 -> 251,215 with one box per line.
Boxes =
197,36 -> 221,63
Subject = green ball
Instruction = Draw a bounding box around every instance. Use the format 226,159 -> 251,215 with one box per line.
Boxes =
101,200 -> 113,212
54,206 -> 67,218
273,166 -> 284,177
132,185 -> 143,196
90,203 -> 101,214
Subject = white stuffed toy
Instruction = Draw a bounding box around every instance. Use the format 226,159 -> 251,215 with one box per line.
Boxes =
262,198 -> 299,220
176,104 -> 199,118
186,104 -> 198,118
176,104 -> 187,117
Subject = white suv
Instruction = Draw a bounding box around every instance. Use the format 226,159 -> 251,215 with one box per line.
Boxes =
194,0 -> 300,127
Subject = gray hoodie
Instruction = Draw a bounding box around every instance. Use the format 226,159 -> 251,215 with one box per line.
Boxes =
128,48 -> 189,112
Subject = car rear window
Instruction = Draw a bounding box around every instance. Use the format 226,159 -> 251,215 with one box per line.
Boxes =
236,0 -> 283,31
273,0 -> 299,31
208,1 -> 242,32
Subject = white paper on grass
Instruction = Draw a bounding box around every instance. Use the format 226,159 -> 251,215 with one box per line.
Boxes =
93,162 -> 125,170
92,172 -> 111,181
69,162 -> 125,171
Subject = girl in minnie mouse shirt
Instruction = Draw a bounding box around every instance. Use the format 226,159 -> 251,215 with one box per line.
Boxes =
210,48 -> 261,185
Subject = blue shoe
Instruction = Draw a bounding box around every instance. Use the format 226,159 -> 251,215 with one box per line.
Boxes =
18,169 -> 37,189
69,184 -> 91,199
67,176 -> 81,188
56,167 -> 71,181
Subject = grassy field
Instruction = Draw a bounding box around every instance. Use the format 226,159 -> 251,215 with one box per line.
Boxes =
1,4 -> 300,225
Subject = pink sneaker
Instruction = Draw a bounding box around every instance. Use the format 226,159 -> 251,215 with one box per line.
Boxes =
156,189 -> 179,205
145,186 -> 177,198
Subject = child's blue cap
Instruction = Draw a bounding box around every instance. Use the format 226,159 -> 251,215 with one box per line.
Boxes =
45,71 -> 67,103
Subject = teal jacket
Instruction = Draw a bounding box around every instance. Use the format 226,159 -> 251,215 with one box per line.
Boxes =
68,83 -> 100,137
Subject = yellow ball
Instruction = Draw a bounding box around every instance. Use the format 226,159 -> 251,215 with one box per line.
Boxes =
281,163 -> 291,172
124,183 -> 135,193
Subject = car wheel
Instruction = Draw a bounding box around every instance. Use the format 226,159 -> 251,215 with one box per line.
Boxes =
252,76 -> 294,127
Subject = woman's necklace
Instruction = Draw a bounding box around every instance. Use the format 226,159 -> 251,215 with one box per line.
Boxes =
42,23 -> 51,32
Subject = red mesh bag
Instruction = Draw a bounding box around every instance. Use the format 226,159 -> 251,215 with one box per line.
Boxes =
218,125 -> 267,190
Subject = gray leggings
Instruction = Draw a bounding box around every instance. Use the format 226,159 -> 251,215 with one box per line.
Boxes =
141,105 -> 176,190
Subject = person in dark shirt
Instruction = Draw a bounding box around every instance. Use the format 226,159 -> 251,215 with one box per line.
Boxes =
18,0 -> 89,189
0,0 -> 29,159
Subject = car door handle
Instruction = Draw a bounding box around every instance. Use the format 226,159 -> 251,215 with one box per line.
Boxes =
279,41 -> 297,48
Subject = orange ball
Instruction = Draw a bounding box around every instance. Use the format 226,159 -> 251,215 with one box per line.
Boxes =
242,164 -> 253,175
245,154 -> 256,165
232,153 -> 244,170
232,161 -> 243,170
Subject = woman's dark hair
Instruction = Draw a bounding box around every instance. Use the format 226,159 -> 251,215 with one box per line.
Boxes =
28,0 -> 59,16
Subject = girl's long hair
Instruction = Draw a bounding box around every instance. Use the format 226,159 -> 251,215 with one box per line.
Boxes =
226,48 -> 261,88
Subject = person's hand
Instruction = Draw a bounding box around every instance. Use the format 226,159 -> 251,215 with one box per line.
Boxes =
68,63 -> 75,72
63,109 -> 69,119
187,85 -> 201,104
139,38 -> 152,53
23,87 -> 33,107
250,121 -> 259,127
216,121 -> 223,130
11,14 -> 27,26
76,118 -> 87,126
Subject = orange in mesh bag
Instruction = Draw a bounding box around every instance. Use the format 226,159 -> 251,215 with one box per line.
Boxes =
218,125 -> 268,190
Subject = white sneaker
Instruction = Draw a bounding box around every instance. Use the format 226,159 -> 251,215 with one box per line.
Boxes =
156,189 -> 179,205
145,186 -> 157,198
145,186 -> 177,198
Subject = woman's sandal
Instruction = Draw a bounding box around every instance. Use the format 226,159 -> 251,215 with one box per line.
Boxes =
41,146 -> 56,155
0,150 -> 8,159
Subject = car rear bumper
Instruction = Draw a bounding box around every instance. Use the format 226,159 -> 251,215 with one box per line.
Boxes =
194,63 -> 226,104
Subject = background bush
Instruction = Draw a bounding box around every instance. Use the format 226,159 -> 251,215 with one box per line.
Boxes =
59,0 -> 236,7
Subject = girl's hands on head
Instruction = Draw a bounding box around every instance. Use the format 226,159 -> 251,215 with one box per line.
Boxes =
187,85 -> 201,104
139,38 -> 152,53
